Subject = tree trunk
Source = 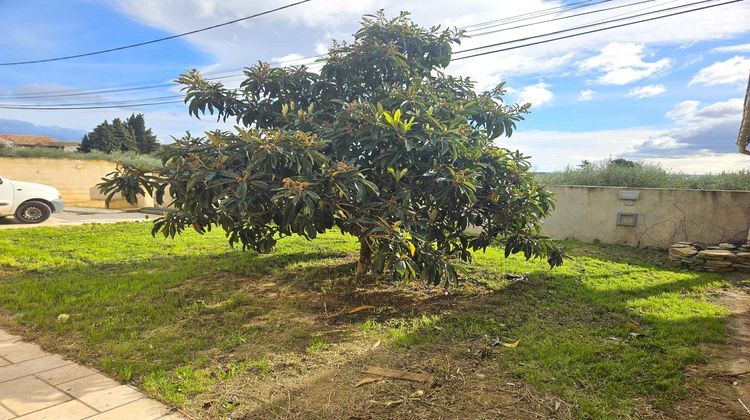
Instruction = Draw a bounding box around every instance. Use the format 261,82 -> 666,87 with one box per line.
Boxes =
356,236 -> 372,276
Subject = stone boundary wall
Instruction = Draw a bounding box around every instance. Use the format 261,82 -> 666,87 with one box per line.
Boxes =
544,186 -> 750,248
668,242 -> 750,272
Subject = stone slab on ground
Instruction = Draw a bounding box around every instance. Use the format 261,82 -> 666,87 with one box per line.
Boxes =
0,329 -> 183,419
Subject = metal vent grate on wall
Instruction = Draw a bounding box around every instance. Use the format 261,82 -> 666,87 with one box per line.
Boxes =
616,212 -> 638,226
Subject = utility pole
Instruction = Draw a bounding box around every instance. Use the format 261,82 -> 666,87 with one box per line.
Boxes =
739,72 -> 750,155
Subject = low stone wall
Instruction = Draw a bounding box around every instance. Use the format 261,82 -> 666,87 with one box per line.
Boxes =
0,157 -> 153,209
668,242 -> 750,272
544,186 -> 750,248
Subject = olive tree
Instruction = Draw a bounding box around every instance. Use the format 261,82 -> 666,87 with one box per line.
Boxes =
100,11 -> 563,285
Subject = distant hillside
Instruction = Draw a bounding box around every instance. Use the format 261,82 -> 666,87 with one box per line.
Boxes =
0,118 -> 85,142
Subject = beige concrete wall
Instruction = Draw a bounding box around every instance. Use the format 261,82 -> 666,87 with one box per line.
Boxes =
0,157 -> 154,209
543,186 -> 750,248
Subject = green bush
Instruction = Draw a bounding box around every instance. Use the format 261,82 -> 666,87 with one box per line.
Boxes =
0,147 -> 162,170
540,160 -> 750,191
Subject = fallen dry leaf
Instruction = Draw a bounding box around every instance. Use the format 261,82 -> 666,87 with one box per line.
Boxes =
355,376 -> 382,387
502,339 -> 520,348
362,366 -> 433,383
348,305 -> 376,314
409,390 -> 425,399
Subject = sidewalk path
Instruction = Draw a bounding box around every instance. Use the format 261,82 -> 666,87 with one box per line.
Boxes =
0,329 -> 183,419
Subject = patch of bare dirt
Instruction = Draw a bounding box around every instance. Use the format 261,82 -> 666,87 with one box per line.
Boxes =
673,274 -> 750,419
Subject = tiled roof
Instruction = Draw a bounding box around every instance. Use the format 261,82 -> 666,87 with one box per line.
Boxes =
0,134 -> 62,146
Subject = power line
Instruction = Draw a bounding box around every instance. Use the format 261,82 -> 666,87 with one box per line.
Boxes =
454,0 -> 732,55
1,61 -> 315,100
0,0 -> 313,66
0,95 -> 184,108
1,0 -> 741,109
6,74 -> 248,100
462,0 -> 600,30
452,0 -> 742,60
0,100 -> 183,110
467,0 -> 655,37
0,1 -> 621,99
586,0 -> 682,24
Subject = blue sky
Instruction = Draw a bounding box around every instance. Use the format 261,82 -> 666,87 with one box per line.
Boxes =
0,0 -> 748,172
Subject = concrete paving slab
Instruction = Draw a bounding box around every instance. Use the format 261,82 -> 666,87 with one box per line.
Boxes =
0,341 -> 49,363
87,397 -> 173,419
0,328 -> 185,419
57,374 -> 120,399
0,405 -> 15,420
74,385 -> 143,412
35,364 -> 97,386
0,376 -> 71,416
15,400 -> 97,420
0,355 -> 71,383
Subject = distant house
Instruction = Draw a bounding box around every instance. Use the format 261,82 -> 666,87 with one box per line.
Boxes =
0,134 -> 79,151
56,141 -> 82,152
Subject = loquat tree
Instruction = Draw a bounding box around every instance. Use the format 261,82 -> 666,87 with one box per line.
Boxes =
99,11 -> 563,285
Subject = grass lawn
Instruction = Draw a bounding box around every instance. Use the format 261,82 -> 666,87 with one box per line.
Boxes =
0,222 -> 734,418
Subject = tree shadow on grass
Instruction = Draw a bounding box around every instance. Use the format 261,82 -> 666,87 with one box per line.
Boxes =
229,265 -> 738,419
0,242 -> 740,418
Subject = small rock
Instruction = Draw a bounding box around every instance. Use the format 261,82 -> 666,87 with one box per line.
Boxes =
697,250 -> 736,259
670,247 -> 698,257
704,260 -> 734,267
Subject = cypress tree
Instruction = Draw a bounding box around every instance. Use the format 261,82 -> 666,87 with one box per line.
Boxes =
126,113 -> 158,154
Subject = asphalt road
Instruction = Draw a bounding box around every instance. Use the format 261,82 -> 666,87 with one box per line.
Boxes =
0,208 -> 152,230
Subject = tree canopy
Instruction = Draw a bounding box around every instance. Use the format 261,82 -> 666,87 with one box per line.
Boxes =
100,11 -> 563,285
80,113 -> 158,154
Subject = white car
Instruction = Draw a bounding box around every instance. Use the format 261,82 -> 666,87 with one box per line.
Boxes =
0,176 -> 64,224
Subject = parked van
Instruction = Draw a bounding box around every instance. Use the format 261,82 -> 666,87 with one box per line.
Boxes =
0,176 -> 64,223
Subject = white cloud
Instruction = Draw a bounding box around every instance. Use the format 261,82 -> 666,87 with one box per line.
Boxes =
626,84 -> 666,99
506,128 -> 659,171
5,0 -> 750,173
630,98 -> 744,156
689,56 -> 750,86
644,153 -> 750,174
271,53 -> 305,65
712,43 -> 750,54
109,0 -> 750,81
577,89 -> 595,101
505,96 -> 746,172
447,52 -> 575,92
314,43 -> 329,55
578,43 -> 671,85
666,100 -> 700,120
514,82 -> 553,107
